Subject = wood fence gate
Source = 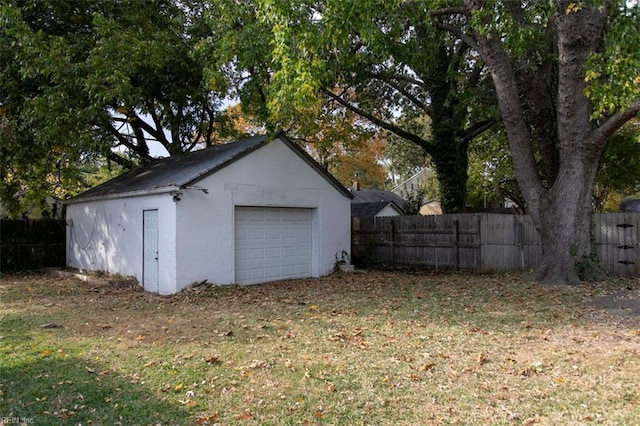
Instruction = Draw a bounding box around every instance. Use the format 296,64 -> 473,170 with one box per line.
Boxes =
593,213 -> 640,277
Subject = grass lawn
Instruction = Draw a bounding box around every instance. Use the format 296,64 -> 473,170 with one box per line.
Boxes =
1,270 -> 640,425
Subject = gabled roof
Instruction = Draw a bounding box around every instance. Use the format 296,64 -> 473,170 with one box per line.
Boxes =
349,188 -> 405,208
66,131 -> 352,204
351,201 -> 404,217
391,168 -> 435,197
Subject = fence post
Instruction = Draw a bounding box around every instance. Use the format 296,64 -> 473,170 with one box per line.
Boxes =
390,219 -> 396,263
515,217 -> 524,270
477,214 -> 482,270
453,219 -> 460,271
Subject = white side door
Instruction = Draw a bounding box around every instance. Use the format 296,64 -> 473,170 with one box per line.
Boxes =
143,209 -> 159,292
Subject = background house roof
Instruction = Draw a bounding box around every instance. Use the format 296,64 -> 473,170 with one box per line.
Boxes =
67,132 -> 352,203
349,187 -> 405,208
351,201 -> 403,217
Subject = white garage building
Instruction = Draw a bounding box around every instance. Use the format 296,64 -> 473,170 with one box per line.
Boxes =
65,132 -> 353,294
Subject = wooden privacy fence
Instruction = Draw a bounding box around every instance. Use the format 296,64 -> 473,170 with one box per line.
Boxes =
0,219 -> 66,272
352,213 -> 640,277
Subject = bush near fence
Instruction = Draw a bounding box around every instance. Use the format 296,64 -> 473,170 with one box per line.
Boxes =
0,219 -> 66,272
352,213 -> 640,277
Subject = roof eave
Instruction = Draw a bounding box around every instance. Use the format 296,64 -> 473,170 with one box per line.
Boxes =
63,185 -> 180,205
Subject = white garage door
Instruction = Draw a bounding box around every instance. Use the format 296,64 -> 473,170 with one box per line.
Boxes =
235,207 -> 313,284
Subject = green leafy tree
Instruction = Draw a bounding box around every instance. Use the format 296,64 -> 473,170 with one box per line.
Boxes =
594,119 -> 640,211
0,0 -> 232,215
438,1 -> 640,283
466,127 -> 524,212
221,0 -> 497,213
384,135 -> 427,187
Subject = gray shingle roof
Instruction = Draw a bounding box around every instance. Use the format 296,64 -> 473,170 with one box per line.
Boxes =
67,132 -> 353,203
349,188 -> 405,208
68,135 -> 268,203
351,201 -> 403,217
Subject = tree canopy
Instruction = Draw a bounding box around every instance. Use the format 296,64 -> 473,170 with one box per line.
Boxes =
0,0 -> 232,214
219,0 -> 498,212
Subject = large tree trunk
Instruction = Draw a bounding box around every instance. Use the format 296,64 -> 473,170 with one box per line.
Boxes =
528,157 -> 601,284
466,1 -> 610,284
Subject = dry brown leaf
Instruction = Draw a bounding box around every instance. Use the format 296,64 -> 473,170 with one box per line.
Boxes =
236,411 -> 253,420
195,412 -> 219,424
204,354 -> 222,364
180,399 -> 197,408
418,363 -> 436,372
522,416 -> 540,425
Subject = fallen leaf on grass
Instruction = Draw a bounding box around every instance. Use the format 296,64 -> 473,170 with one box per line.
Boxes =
174,383 -> 184,392
41,322 -> 62,329
54,408 -> 75,419
204,354 -> 222,364
418,363 -> 436,372
236,411 -> 253,420
195,412 -> 219,424
179,399 -> 197,408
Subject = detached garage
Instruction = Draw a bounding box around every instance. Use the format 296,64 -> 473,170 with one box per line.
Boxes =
65,132 -> 352,294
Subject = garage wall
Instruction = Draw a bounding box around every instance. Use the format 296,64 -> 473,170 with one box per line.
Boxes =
175,137 -> 351,289
66,194 -> 178,294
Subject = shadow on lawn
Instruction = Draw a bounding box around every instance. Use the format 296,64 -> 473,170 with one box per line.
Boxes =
0,353 -> 189,425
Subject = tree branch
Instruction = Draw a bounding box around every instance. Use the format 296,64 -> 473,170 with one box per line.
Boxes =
433,22 -> 479,52
371,69 -> 426,89
106,122 -> 138,153
429,7 -> 466,17
106,151 -> 136,170
321,87 -> 431,152
593,100 -> 640,145
469,13 -> 545,210
147,107 -> 171,147
369,75 -> 432,117
462,119 -> 495,143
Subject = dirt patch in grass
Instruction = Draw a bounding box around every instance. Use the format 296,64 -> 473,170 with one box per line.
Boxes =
586,280 -> 640,320
1,271 -> 640,425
